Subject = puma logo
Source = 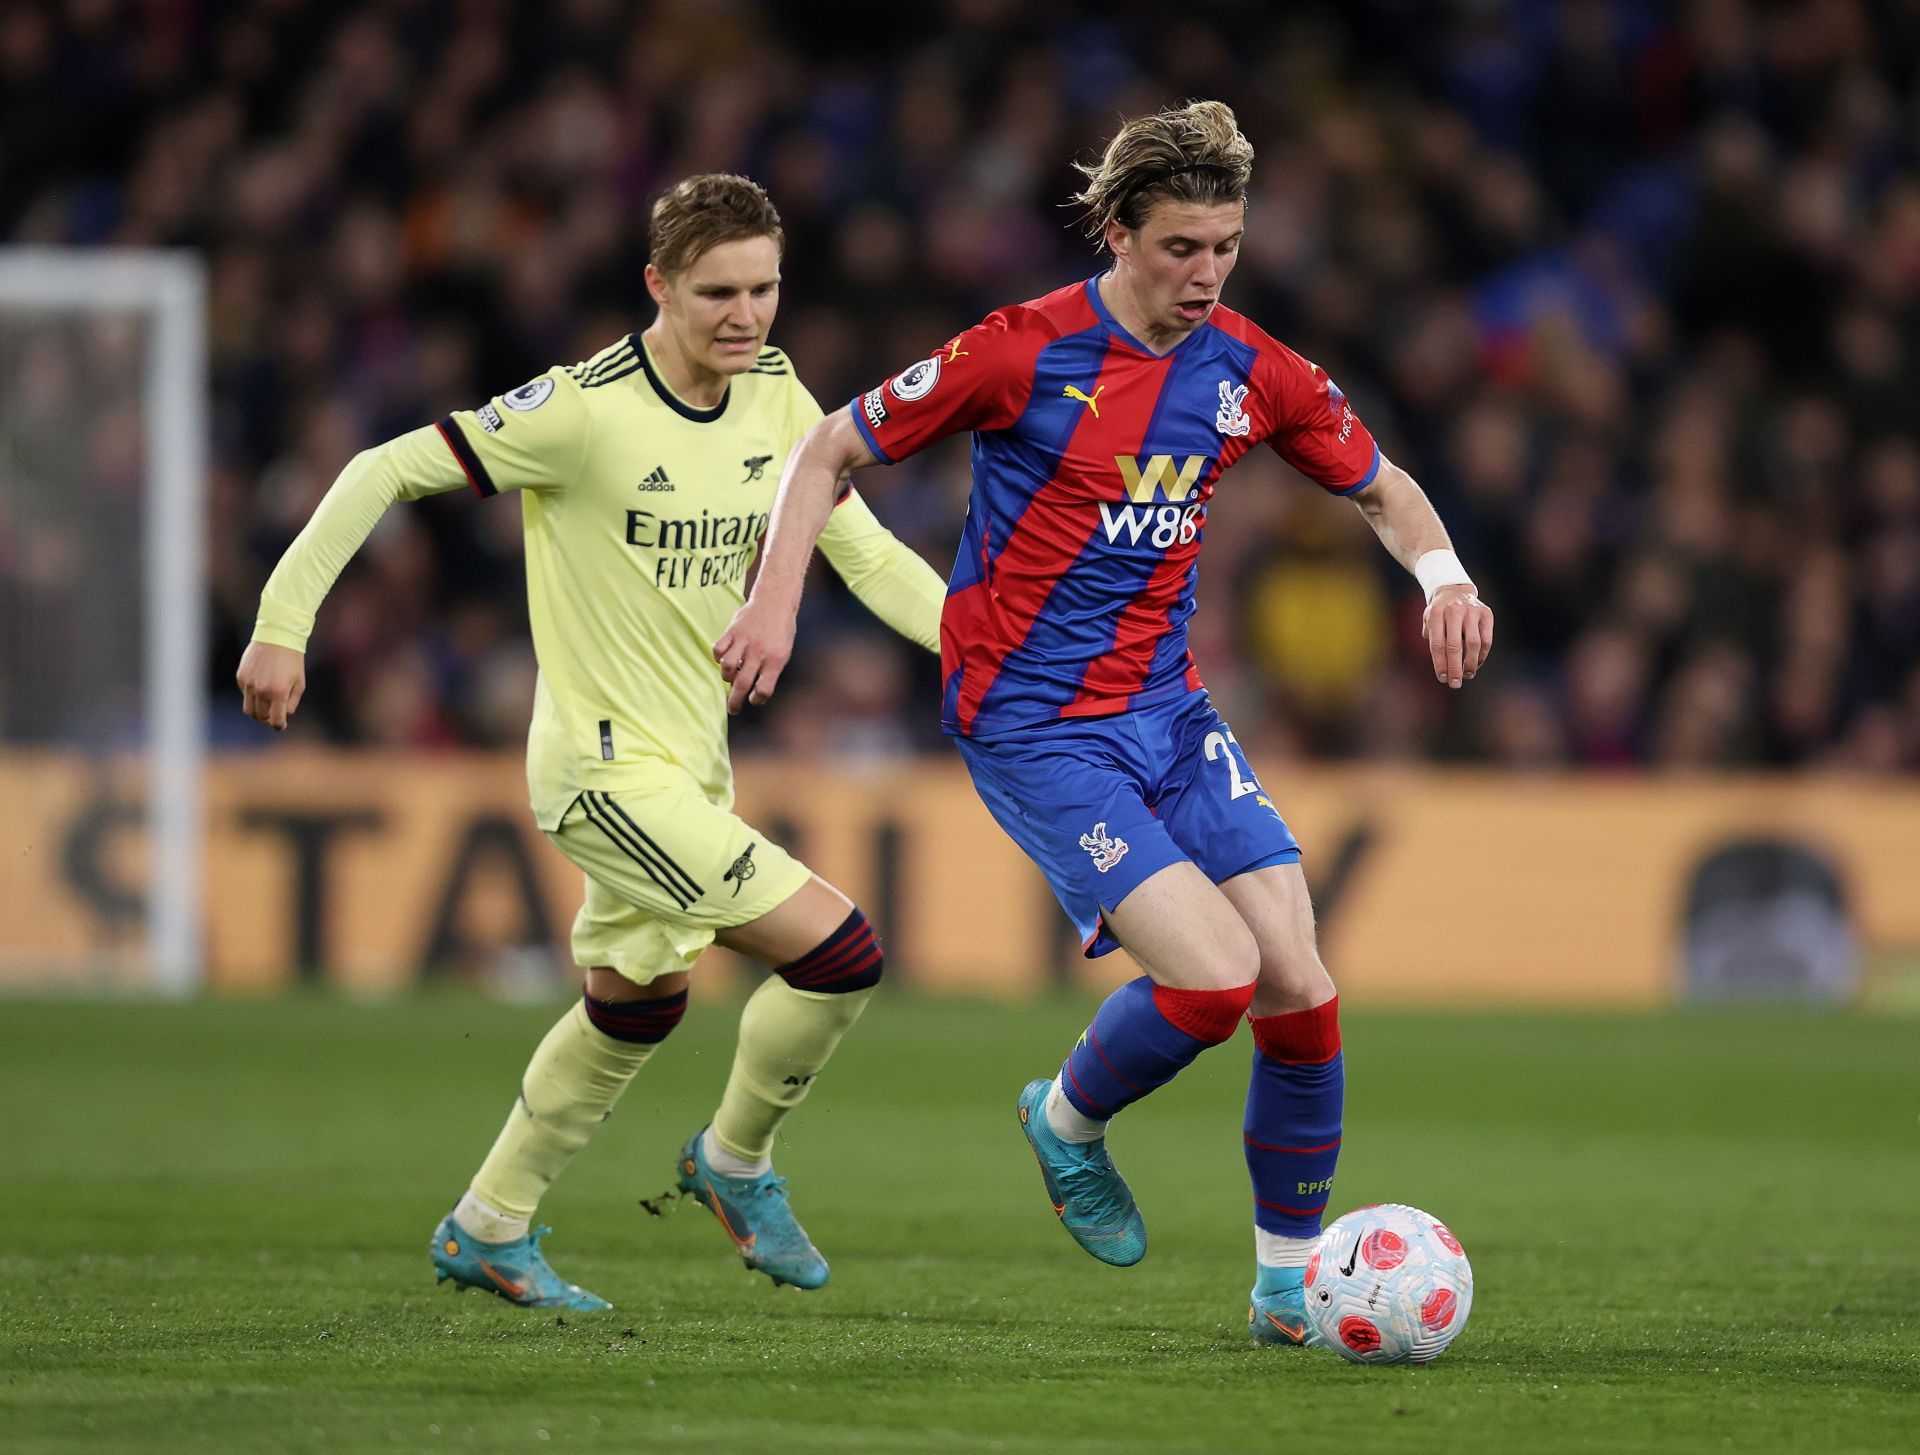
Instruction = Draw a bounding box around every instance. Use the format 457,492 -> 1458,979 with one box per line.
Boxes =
1063,384 -> 1104,417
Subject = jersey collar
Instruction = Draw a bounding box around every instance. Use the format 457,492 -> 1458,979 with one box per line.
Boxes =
1083,275 -> 1211,359
635,334 -> 731,423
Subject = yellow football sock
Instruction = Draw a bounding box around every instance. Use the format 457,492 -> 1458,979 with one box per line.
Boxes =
468,1000 -> 660,1219
711,978 -> 875,1161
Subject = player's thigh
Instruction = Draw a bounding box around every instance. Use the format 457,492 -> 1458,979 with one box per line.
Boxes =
713,874 -> 854,967
1101,860 -> 1259,991
547,771 -> 812,986
1216,862 -> 1335,1015
955,727 -> 1251,988
1154,693 -> 1304,890
1151,697 -> 1324,1007
584,966 -> 690,1003
563,866 -> 714,988
954,727 -> 1178,956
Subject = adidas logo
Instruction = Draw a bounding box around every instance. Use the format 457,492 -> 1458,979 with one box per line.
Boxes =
637,466 -> 675,492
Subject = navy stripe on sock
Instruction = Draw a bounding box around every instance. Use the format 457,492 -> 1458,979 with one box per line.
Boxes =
776,908 -> 884,993
787,923 -> 876,984
583,989 -> 688,1044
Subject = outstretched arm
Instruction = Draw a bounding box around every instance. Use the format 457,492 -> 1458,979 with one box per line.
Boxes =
715,405 -> 878,713
1349,460 -> 1495,689
816,487 -> 946,654
239,368 -> 585,730
238,426 -> 468,729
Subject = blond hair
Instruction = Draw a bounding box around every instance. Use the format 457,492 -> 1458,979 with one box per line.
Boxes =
648,173 -> 785,276
1071,100 -> 1255,243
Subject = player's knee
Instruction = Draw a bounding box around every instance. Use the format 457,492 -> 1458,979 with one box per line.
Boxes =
581,986 -> 689,1044
1253,956 -> 1335,1017
1248,992 -> 1342,1064
775,906 -> 884,994
1199,916 -> 1261,992
1152,978 -> 1257,1045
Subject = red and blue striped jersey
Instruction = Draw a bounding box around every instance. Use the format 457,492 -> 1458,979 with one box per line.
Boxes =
849,277 -> 1381,737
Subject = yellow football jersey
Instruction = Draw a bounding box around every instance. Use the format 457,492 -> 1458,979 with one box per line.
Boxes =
254,334 -> 945,827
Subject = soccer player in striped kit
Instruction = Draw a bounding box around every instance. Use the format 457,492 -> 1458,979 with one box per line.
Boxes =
717,103 -> 1494,1343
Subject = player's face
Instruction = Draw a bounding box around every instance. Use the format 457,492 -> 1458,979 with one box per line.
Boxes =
649,235 -> 783,376
1107,201 -> 1245,338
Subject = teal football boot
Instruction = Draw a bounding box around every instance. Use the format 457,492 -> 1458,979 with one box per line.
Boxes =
675,1130 -> 829,1289
1249,1264 -> 1313,1346
1016,1078 -> 1147,1267
429,1212 -> 611,1311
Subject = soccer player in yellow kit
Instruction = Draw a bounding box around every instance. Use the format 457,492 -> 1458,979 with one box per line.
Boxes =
236,175 -> 946,1310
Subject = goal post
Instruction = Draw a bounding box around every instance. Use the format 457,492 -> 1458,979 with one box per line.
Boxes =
0,248 -> 208,993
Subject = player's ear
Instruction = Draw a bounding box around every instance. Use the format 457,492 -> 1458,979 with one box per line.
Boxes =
1104,216 -> 1132,263
643,262 -> 671,309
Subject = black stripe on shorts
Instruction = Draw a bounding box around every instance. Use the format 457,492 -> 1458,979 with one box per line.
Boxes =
579,793 -> 692,910
596,792 -> 703,902
578,792 -> 702,909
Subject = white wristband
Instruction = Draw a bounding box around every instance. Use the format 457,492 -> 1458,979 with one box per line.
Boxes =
1413,548 -> 1474,604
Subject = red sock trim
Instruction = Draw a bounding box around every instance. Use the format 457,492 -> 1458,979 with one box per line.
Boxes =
1243,1132 -> 1342,1154
1255,1194 -> 1330,1217
1249,995 -> 1341,1064
1151,981 -> 1255,1045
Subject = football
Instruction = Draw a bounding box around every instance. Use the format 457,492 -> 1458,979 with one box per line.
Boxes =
1304,1203 -> 1474,1364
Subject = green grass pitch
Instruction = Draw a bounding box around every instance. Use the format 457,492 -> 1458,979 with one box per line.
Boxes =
3,992 -> 1916,1453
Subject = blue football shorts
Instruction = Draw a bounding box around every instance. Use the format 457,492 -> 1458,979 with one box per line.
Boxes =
953,689 -> 1302,957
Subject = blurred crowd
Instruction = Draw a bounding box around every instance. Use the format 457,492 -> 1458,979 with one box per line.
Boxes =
4,0 -> 1919,770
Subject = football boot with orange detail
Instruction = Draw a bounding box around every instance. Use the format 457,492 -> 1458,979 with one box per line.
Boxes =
429,1212 -> 611,1311
675,1129 -> 829,1290
1016,1078 -> 1147,1267
1249,1265 -> 1314,1346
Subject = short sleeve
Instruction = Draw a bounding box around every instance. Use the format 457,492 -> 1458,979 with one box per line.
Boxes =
850,309 -> 1038,465
435,371 -> 590,497
1262,347 -> 1382,496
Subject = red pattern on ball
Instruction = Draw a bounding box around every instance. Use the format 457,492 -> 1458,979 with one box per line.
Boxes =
1431,1220 -> 1463,1256
1338,1316 -> 1383,1353
1421,1287 -> 1459,1330
1361,1228 -> 1407,1270
1305,1250 -> 1320,1285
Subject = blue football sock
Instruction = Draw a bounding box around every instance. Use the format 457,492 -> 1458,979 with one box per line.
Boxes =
1245,997 -> 1344,1238
1057,976 -> 1252,1120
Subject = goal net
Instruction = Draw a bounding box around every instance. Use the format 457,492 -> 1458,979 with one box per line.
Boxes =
0,249 -> 207,993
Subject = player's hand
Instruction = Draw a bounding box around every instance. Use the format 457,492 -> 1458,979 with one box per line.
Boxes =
1421,584 -> 1493,689
714,595 -> 799,713
236,641 -> 306,730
